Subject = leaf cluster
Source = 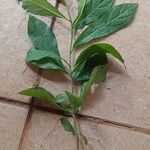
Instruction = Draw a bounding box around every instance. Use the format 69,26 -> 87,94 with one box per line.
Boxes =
18,0 -> 138,140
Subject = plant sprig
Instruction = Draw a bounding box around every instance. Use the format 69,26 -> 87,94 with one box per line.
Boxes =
18,0 -> 138,149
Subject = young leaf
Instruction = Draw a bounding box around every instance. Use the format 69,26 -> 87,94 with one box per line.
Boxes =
21,0 -> 65,18
55,93 -> 69,104
74,3 -> 138,47
81,65 -> 107,97
65,91 -> 83,112
60,117 -> 75,135
26,48 -> 65,70
19,87 -> 55,103
74,0 -> 114,29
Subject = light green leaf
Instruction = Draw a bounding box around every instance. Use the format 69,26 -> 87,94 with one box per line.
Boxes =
65,91 -> 83,112
81,65 -> 107,97
22,0 -> 65,18
74,0 -> 114,29
55,93 -> 68,104
19,87 -> 55,103
26,48 -> 65,70
60,117 -> 75,135
74,3 -> 138,47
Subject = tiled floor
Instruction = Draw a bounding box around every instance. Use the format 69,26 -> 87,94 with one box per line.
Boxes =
0,0 -> 150,150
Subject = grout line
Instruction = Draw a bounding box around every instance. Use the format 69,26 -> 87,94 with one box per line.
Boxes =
18,99 -> 34,150
33,105 -> 150,136
0,96 -> 150,136
18,1 -> 60,149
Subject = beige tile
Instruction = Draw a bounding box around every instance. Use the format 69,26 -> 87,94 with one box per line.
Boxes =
0,101 -> 28,150
23,110 -> 150,150
0,0 -> 39,102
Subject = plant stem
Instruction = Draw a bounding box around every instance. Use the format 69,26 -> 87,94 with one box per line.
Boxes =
73,113 -> 80,150
67,8 -> 80,150
67,9 -> 74,94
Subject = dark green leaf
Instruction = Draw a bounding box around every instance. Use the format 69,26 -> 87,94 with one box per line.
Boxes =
60,117 -> 75,135
73,43 -> 123,81
75,43 -> 124,65
74,3 -> 138,47
74,0 -> 114,29
19,87 -> 55,103
28,16 -> 60,56
26,48 -> 65,70
73,53 -> 108,81
27,16 -> 65,71
22,0 -> 65,18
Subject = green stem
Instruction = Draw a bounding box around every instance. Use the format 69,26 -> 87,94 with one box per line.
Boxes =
73,113 -> 80,150
67,9 -> 74,94
67,8 -> 80,150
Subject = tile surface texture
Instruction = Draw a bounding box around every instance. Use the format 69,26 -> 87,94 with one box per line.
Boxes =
0,0 -> 39,102
22,110 -> 150,150
0,101 -> 28,150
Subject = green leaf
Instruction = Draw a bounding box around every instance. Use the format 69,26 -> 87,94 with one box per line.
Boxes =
60,117 -> 75,135
55,93 -> 69,104
19,87 -> 55,103
81,65 -> 107,97
74,0 -> 114,29
27,16 -> 65,71
22,0 -> 65,18
73,53 -> 108,81
65,91 -> 83,112
73,43 -> 123,81
74,3 -> 138,47
26,48 -> 65,70
76,43 -> 124,64
28,16 -> 60,56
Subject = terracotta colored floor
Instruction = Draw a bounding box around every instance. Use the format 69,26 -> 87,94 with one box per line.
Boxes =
0,0 -> 150,150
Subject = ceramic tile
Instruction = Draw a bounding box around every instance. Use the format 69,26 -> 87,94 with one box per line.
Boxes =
0,101 -> 28,150
23,110 -> 150,150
